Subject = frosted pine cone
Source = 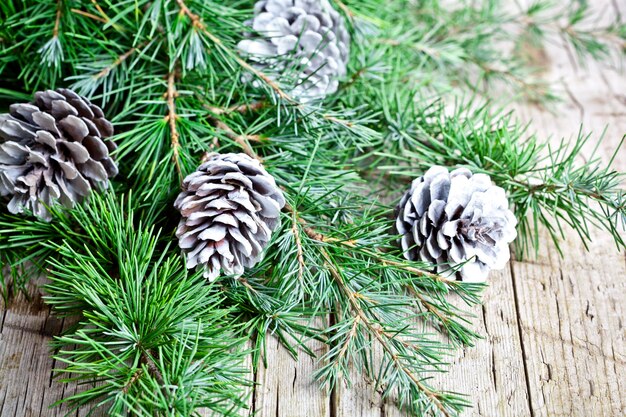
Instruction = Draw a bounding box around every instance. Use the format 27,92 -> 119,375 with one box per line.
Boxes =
238,0 -> 350,102
0,88 -> 118,221
395,166 -> 517,282
175,153 -> 286,281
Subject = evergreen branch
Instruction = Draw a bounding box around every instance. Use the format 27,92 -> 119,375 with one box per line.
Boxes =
94,44 -> 141,80
320,247 -> 453,417
287,203 -> 453,285
205,101 -> 267,116
206,115 -> 262,159
174,0 -> 299,105
122,369 -> 144,394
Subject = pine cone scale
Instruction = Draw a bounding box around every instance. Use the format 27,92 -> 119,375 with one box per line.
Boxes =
0,89 -> 118,220
239,0 -> 350,102
175,153 -> 285,281
396,166 -> 517,282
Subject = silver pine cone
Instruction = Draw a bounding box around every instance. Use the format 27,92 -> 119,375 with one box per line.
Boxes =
238,0 -> 350,102
175,153 -> 286,281
395,166 -> 517,282
0,88 -> 118,220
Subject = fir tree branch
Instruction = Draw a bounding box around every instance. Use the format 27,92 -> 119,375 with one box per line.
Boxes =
206,115 -> 263,159
122,369 -> 144,394
174,0 -> 299,106
94,44 -> 141,80
141,349 -> 165,386
205,101 -> 267,116
320,246 -> 453,417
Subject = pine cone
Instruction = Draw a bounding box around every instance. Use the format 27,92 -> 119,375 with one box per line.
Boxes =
395,166 -> 517,282
238,0 -> 350,102
0,88 -> 118,221
175,153 -> 286,281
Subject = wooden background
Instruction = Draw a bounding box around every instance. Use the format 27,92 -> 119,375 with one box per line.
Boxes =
1,1 -> 625,416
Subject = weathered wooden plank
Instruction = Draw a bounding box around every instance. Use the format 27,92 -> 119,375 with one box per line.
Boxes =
428,268 -> 531,417
508,0 -> 626,412
0,277 -> 74,417
254,323 -> 330,417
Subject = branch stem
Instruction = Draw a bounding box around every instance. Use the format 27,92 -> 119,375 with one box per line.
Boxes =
70,8 -> 107,23
206,101 -> 268,116
95,44 -> 142,79
206,116 -> 262,159
53,0 -> 62,38
166,70 -> 183,181
291,211 -> 305,285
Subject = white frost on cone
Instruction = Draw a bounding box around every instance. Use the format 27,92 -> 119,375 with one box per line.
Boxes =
238,0 -> 350,102
0,88 -> 118,220
396,166 -> 517,282
175,153 -> 286,281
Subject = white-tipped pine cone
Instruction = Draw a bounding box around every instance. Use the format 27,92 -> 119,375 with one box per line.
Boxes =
175,153 -> 286,281
0,88 -> 118,221
396,166 -> 517,282
238,0 -> 350,102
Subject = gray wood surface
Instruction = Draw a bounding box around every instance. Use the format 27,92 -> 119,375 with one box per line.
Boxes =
1,1 -> 625,415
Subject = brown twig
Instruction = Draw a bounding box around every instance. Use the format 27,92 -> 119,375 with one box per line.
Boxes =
71,8 -> 107,23
238,278 -> 257,293
340,68 -> 367,90
141,350 -> 166,387
333,315 -> 360,366
291,211 -> 305,285
207,118 -> 263,160
94,44 -> 142,79
206,101 -> 268,116
122,369 -> 143,393
333,0 -> 355,19
86,0 -> 125,32
322,114 -> 354,128
405,285 -> 451,324
53,0 -> 62,38
89,0 -> 110,24
166,70 -> 183,181
123,349 -> 165,394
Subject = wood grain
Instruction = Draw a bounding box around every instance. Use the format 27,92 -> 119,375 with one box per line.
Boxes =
1,1 -> 625,416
